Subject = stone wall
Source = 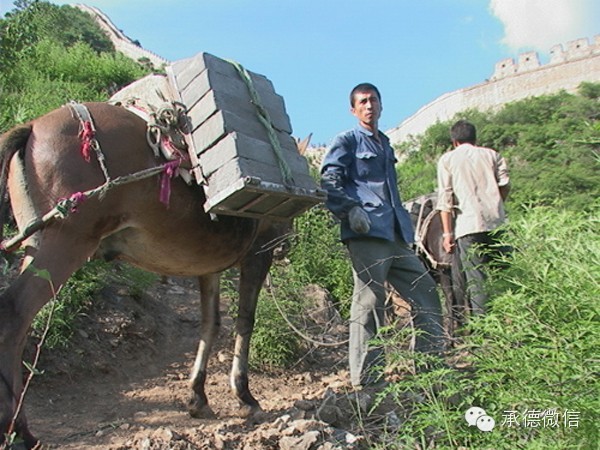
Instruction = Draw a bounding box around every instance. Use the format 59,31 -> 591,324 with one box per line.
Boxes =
387,35 -> 600,145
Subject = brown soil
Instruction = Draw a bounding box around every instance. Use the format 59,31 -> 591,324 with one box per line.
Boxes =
20,276 -> 397,449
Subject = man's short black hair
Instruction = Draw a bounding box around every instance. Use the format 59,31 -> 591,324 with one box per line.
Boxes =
350,83 -> 381,107
450,120 -> 477,144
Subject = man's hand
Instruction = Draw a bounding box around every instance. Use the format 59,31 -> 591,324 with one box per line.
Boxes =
349,206 -> 371,234
442,233 -> 455,253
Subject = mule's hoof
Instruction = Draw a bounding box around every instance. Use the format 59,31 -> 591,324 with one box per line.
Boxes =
238,402 -> 262,418
188,405 -> 216,419
187,401 -> 216,419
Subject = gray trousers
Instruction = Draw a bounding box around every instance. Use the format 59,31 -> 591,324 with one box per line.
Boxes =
346,237 -> 444,386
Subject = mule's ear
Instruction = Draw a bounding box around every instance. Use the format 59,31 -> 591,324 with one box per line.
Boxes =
296,133 -> 312,155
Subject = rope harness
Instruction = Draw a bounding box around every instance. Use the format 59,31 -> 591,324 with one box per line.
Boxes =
118,94 -> 191,163
68,101 -> 111,182
146,102 -> 190,161
1,164 -> 176,253
0,102 -> 188,253
409,195 -> 450,270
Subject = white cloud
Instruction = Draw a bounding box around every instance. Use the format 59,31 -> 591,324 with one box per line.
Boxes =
490,0 -> 599,51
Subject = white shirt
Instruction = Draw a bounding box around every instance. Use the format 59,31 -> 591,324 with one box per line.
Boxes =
436,143 -> 510,239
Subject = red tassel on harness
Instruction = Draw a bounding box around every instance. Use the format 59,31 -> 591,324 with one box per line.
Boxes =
159,160 -> 181,207
78,121 -> 95,162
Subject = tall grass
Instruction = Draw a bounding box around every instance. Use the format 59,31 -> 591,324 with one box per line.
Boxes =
381,204 -> 599,449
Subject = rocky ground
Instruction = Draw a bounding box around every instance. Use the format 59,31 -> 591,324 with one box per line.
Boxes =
19,275 -> 411,449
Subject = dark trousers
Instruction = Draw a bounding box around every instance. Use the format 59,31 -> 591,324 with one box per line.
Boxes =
457,231 -> 507,315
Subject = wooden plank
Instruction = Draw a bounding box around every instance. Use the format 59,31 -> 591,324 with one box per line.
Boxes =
203,177 -> 324,220
198,132 -> 311,179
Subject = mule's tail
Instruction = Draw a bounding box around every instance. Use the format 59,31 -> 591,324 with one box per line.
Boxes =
0,124 -> 33,242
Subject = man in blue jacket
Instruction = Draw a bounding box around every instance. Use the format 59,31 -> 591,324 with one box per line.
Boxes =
320,83 -> 444,388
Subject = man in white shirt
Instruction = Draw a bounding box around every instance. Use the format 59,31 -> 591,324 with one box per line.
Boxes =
436,120 -> 510,315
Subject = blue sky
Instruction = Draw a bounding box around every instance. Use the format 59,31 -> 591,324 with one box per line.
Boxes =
2,0 -> 599,145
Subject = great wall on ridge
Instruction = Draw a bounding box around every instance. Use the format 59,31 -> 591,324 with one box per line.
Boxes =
77,4 -> 600,146
75,4 -> 169,70
386,35 -> 600,145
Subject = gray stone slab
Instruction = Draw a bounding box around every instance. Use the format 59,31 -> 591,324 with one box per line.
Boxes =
170,52 -> 275,94
204,157 -> 318,200
191,109 -> 296,157
198,132 -> 311,179
184,82 -> 291,136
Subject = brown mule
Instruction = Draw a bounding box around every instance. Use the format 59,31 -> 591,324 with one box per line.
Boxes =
0,102 -> 298,448
405,194 -> 468,338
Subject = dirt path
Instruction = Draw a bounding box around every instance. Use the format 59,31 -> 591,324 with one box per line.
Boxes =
23,277 -> 357,449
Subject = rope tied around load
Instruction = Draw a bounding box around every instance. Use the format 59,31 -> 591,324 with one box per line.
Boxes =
228,60 -> 294,187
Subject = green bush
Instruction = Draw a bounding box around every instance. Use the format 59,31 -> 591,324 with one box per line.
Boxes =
226,205 -> 353,369
249,273 -> 304,370
0,38 -> 147,128
225,265 -> 305,370
287,205 -> 353,317
30,260 -> 158,349
0,1 -> 150,127
30,260 -> 111,348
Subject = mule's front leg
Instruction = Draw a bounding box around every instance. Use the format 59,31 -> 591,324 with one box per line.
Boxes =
230,245 -> 274,417
188,274 -> 221,418
230,322 -> 261,418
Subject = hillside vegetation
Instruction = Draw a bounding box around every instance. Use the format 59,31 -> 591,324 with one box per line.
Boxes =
0,0 -> 149,129
396,84 -> 600,212
1,2 -> 598,449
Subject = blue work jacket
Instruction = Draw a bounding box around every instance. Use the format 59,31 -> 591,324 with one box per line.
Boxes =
320,126 -> 415,243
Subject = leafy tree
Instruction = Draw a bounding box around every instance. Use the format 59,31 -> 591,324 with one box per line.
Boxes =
0,0 -> 113,67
